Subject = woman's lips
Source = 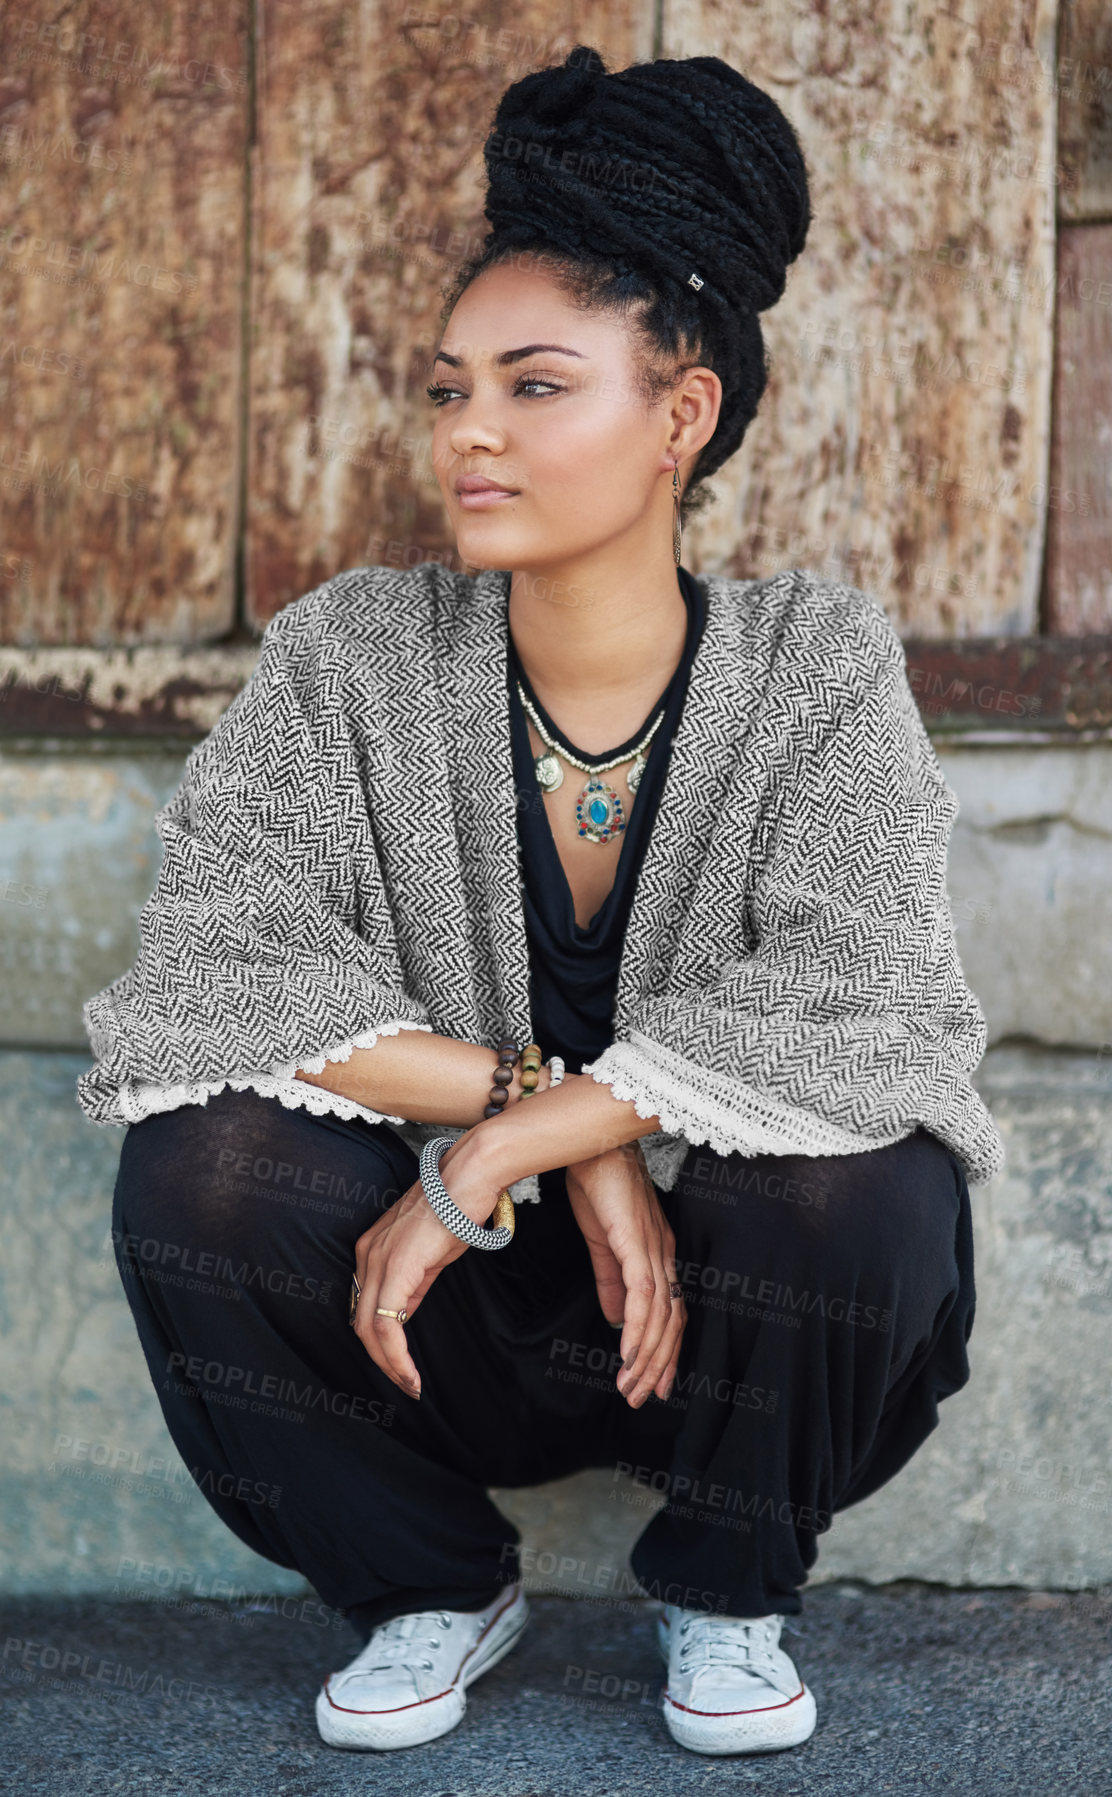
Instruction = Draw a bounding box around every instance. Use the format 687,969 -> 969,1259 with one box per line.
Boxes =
456,486 -> 520,509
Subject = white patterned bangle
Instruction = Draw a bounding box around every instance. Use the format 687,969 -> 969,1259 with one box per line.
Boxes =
548,1056 -> 565,1087
419,1135 -> 515,1250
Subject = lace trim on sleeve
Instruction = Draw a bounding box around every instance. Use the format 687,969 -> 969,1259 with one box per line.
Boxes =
115,1022 -> 546,1206
116,1019 -> 434,1130
581,1031 -> 912,1162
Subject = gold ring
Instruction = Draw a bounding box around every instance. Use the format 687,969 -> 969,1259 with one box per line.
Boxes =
375,1306 -> 409,1324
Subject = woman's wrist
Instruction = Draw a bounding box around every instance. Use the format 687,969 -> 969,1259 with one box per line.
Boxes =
433,1125 -> 518,1225
566,1137 -> 635,1180
433,1064 -> 573,1218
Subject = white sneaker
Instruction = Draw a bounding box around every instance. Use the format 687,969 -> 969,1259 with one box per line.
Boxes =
315,1582 -> 529,1750
658,1604 -> 817,1755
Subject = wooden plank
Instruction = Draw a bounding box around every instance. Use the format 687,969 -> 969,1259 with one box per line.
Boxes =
246,2 -> 654,626
662,0 -> 1058,638
1057,0 -> 1112,221
904,635 -> 1112,730
0,642 -> 260,736
4,635 -> 1111,737
0,2 -> 249,645
1045,223 -> 1112,631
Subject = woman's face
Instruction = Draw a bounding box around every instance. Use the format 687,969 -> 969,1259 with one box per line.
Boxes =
428,257 -> 717,574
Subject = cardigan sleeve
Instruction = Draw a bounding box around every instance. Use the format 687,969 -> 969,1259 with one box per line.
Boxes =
582,659 -> 1006,1188
74,598 -> 433,1131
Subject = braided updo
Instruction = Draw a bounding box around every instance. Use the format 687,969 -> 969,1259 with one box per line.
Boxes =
439,44 -> 812,527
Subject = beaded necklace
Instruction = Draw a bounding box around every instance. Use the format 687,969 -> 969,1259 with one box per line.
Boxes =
513,669 -> 667,845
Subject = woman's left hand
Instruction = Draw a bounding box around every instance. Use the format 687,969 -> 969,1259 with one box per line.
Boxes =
565,1140 -> 686,1408
349,1136 -> 504,1400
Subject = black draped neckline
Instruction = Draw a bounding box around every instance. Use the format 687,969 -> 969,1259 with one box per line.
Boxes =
506,566 -> 707,1073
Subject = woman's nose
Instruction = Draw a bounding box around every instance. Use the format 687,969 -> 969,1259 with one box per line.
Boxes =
446,373 -> 507,455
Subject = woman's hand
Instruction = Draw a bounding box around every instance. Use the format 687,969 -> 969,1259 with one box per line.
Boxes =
349,1133 -> 505,1400
564,1141 -> 686,1409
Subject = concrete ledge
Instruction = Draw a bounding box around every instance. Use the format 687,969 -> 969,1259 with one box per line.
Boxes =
936,740 -> 1112,1044
3,740 -> 1111,1047
1,1044 -> 1108,1596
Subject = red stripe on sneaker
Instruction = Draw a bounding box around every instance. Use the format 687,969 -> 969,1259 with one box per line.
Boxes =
446,1585 -> 521,1685
666,1683 -> 807,1718
323,1681 -> 456,1715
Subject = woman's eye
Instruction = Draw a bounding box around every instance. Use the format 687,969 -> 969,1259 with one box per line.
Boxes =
514,377 -> 565,398
424,376 -> 566,406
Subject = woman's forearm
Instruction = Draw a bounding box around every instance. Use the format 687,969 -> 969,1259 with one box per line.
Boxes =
291,1027 -> 543,1127
291,1027 -> 662,1189
455,1068 -> 663,1196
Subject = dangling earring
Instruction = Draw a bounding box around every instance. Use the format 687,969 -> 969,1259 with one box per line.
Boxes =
672,460 -> 682,566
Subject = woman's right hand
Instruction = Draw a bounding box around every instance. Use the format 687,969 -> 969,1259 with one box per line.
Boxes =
564,1141 -> 686,1409
349,1130 -> 506,1399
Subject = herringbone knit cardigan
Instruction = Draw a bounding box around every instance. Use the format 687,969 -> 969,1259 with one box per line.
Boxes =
75,560 -> 1006,1203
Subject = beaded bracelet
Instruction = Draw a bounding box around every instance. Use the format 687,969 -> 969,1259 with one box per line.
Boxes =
461,1037 -> 556,1249
484,1036 -> 521,1120
483,1037 -> 546,1116
520,1042 -> 542,1096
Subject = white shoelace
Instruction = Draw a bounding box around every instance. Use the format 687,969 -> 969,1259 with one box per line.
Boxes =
345,1610 -> 454,1679
676,1614 -> 799,1697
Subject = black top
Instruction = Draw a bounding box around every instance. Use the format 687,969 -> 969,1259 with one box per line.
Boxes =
508,565 -> 707,1076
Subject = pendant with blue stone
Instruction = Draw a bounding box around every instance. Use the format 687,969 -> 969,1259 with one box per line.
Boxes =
576,775 -> 626,843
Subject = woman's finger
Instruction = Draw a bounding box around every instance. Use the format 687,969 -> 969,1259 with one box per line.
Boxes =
353,1214 -> 386,1289
349,1171 -> 474,1395
648,1240 -> 688,1400
616,1251 -> 671,1395
656,1290 -> 688,1399
369,1299 -> 422,1395
356,1262 -> 422,1394
616,1218 -> 682,1402
627,1298 -> 687,1407
612,1247 -> 654,1371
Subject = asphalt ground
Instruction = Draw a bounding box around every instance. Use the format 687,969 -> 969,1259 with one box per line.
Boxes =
1,1583 -> 1109,1795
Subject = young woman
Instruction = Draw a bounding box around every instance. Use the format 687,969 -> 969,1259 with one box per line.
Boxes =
79,46 -> 1004,1760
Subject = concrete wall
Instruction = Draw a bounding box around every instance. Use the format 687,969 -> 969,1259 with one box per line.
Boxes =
5,739 -> 1111,1052
1,740 -> 1110,1596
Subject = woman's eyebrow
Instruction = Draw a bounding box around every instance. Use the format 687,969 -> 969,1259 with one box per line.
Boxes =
432,343 -> 588,368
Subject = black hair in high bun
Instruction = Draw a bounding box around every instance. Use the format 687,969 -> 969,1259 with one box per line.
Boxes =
439,44 -> 812,526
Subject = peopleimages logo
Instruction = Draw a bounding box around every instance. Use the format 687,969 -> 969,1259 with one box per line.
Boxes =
0,122 -> 131,172
484,130 -> 682,199
164,1353 -> 395,1427
0,228 -> 196,295
0,442 -> 148,499
13,19 -> 248,90
615,1462 -> 831,1533
115,1228 -> 334,1304
2,1637 -> 222,1708
673,1257 -> 892,1331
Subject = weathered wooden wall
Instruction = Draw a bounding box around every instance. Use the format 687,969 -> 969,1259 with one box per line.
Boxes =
1047,0 -> 1112,632
0,2 -> 249,645
245,1 -> 653,625
664,0 -> 1060,637
1057,0 -> 1112,223
1045,227 -> 1112,632
1,0 -> 1109,648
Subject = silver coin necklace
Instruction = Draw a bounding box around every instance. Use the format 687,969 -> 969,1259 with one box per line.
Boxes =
514,675 -> 668,845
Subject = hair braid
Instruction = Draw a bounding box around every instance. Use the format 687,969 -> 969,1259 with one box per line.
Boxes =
439,44 -> 812,525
